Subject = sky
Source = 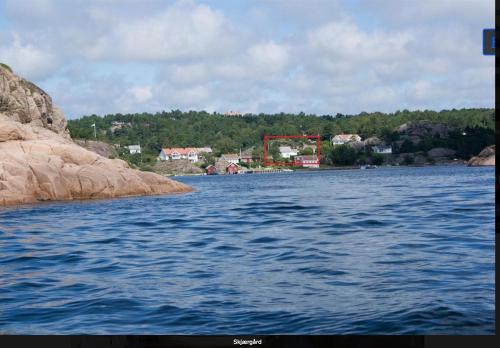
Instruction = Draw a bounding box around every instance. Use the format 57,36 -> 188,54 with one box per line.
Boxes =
0,0 -> 494,118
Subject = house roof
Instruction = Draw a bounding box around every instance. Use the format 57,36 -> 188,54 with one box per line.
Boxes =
241,146 -> 254,156
224,110 -> 242,116
127,145 -> 141,149
221,153 -> 239,160
279,146 -> 297,153
332,134 -> 360,141
162,147 -> 197,155
296,155 -> 318,161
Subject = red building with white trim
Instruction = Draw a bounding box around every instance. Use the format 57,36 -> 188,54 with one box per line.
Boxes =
206,165 -> 217,175
226,163 -> 239,174
295,155 -> 319,168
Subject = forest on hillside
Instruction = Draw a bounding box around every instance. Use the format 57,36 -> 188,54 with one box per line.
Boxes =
67,108 -> 495,168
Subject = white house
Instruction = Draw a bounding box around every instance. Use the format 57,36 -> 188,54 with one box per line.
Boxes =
279,146 -> 298,159
372,145 -> 392,154
159,148 -> 199,162
126,145 -> 141,154
331,134 -> 362,145
221,153 -> 240,165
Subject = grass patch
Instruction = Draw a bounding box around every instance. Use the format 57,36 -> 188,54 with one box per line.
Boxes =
0,63 -> 13,73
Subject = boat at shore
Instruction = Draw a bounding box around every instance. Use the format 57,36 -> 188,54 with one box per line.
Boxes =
360,165 -> 377,170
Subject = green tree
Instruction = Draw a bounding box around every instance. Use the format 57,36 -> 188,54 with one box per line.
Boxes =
371,153 -> 384,165
269,143 -> 281,161
399,139 -> 415,153
66,108 -> 495,169
329,145 -> 358,166
299,147 -> 314,155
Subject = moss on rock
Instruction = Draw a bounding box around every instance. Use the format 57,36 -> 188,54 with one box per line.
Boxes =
0,63 -> 13,73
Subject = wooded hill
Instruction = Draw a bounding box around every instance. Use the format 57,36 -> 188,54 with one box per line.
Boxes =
67,108 -> 495,168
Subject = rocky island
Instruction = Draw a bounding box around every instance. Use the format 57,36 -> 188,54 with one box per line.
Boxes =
467,145 -> 495,166
0,64 -> 192,207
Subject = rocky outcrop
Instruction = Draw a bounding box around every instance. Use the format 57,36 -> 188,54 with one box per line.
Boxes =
74,139 -> 118,158
427,147 -> 457,163
468,145 -> 495,166
0,64 -> 192,206
363,136 -> 382,146
397,120 -> 453,138
0,65 -> 69,137
427,147 -> 456,159
394,120 -> 455,148
347,141 -> 365,151
153,159 -> 204,176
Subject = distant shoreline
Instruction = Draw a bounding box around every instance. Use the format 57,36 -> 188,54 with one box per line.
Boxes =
168,162 -> 490,177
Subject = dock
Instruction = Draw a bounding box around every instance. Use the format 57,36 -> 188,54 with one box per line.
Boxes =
244,168 -> 294,174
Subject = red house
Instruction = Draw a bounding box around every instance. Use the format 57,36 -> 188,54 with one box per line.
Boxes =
295,155 -> 320,168
226,163 -> 239,174
206,165 -> 217,175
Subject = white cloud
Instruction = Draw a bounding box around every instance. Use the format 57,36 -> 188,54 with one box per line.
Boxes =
358,0 -> 493,27
410,80 -> 434,101
247,41 -> 289,75
129,86 -> 153,103
166,63 -> 209,85
4,0 -> 58,20
171,85 -> 211,105
264,0 -> 344,25
0,0 -> 493,116
86,1 -> 234,61
0,34 -> 58,80
306,18 -> 411,74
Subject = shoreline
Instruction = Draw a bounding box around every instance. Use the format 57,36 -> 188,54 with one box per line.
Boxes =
168,162 -> 491,177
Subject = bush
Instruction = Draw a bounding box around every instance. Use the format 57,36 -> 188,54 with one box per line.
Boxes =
371,153 -> 384,165
202,153 -> 215,166
357,154 -> 367,165
139,164 -> 155,172
403,154 -> 414,165
299,147 -> 314,155
250,161 -> 262,168
329,145 -> 358,166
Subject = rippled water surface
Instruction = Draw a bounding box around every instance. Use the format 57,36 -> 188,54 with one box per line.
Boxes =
0,166 -> 495,334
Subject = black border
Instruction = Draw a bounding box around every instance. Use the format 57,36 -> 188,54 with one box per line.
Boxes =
0,335 -> 426,348
0,335 -> 499,348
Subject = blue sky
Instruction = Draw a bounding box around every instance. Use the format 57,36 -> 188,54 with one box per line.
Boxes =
0,0 -> 494,118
